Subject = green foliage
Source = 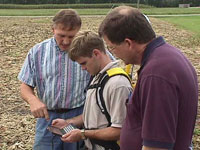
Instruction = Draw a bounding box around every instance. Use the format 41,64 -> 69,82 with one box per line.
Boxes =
0,0 -> 199,7
0,3 -> 152,9
194,128 -> 200,136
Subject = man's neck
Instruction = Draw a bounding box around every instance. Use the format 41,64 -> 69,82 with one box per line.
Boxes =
136,41 -> 152,65
99,54 -> 112,71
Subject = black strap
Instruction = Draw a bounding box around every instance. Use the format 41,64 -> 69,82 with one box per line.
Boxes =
90,138 -> 120,150
86,71 -> 131,150
96,74 -> 112,126
87,71 -> 131,126
87,72 -> 112,126
84,75 -> 94,93
87,84 -> 101,89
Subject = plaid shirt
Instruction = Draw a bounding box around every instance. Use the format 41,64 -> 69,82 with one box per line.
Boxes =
18,37 -> 90,109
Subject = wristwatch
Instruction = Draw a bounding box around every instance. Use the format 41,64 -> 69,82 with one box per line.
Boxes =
80,129 -> 86,140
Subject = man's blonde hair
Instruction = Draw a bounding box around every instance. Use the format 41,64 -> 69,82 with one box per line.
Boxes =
69,31 -> 106,61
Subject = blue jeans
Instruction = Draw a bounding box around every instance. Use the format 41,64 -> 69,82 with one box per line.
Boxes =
33,106 -> 84,150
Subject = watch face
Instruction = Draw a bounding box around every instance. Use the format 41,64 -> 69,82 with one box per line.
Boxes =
81,129 -> 86,140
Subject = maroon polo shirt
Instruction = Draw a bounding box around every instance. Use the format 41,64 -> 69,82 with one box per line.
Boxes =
120,37 -> 198,150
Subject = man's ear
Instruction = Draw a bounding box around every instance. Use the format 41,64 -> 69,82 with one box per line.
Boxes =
52,25 -> 56,34
92,49 -> 101,57
52,27 -> 55,34
124,38 -> 135,48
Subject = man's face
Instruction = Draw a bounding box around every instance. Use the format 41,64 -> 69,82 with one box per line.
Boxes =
103,36 -> 132,65
76,55 -> 100,76
53,23 -> 80,51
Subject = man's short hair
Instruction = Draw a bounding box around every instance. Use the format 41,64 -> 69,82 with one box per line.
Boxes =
53,9 -> 81,30
69,31 -> 106,61
99,6 -> 156,44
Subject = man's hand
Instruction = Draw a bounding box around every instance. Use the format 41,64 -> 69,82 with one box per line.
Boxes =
29,97 -> 49,120
52,119 -> 69,129
20,83 -> 49,120
52,115 -> 83,128
61,129 -> 82,143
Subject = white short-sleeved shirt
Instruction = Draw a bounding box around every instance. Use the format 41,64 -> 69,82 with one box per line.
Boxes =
83,61 -> 133,150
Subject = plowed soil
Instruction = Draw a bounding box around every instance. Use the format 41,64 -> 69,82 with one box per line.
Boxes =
0,16 -> 199,150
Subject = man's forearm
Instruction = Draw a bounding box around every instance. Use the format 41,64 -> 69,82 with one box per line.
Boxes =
20,82 -> 49,120
20,83 -> 38,105
67,115 -> 84,128
84,127 -> 120,141
20,82 -> 37,104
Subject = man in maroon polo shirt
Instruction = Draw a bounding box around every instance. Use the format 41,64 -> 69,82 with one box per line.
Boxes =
99,6 -> 198,150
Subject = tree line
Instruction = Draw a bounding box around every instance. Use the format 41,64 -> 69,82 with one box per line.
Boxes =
0,0 -> 199,7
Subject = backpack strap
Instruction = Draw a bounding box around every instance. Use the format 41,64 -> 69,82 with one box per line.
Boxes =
90,138 -> 120,150
86,67 -> 131,150
96,72 -> 112,126
107,67 -> 133,87
107,67 -> 132,83
87,67 -> 132,126
84,75 -> 94,93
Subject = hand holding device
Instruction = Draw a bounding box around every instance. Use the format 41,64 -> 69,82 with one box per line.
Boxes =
47,124 -> 76,136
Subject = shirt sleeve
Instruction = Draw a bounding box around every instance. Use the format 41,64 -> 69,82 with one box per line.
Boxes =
18,49 -> 35,87
140,75 -> 178,149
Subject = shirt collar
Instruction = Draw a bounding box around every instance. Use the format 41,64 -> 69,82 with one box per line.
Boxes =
52,37 -> 67,53
95,60 -> 119,80
138,36 -> 166,75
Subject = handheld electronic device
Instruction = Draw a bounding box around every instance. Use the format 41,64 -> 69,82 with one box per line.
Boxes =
47,124 -> 76,136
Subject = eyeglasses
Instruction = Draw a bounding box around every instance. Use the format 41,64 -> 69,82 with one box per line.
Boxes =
106,45 -> 117,52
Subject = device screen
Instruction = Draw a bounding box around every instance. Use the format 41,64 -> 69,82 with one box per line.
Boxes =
47,126 -> 64,136
47,124 -> 76,136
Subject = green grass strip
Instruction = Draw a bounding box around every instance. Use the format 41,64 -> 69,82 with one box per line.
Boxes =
0,7 -> 200,16
141,7 -> 200,15
159,16 -> 200,36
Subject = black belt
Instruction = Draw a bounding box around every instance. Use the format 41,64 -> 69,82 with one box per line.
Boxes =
48,109 -> 72,113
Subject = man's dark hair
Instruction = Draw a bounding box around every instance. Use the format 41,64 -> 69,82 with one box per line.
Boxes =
53,9 -> 81,30
99,6 -> 156,44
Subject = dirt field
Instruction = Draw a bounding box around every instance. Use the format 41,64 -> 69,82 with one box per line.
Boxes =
0,16 -> 199,150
